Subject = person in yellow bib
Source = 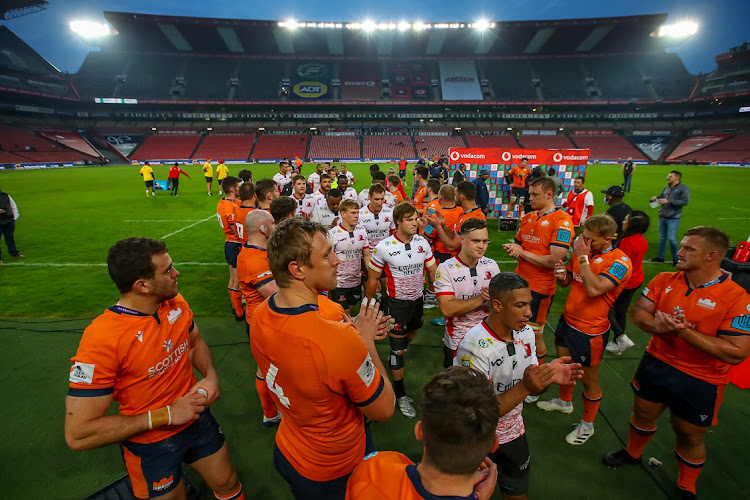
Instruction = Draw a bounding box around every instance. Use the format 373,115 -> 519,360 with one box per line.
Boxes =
216,160 -> 229,195
203,158 -> 214,196
139,161 -> 156,197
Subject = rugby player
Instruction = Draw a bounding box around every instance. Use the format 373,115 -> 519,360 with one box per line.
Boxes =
329,199 -> 371,315
346,367 -> 500,500
412,166 -> 429,215
270,196 -> 298,224
603,226 -> 750,500
254,179 -> 279,211
288,174 -> 317,219
358,184 -> 395,248
424,181 -> 486,254
234,182 -> 256,243
203,158 -> 213,196
273,161 -> 292,194
310,188 -> 342,229
435,218 -> 499,367
502,177 -> 574,402
251,218 -> 395,500
337,174 -> 358,202
307,163 -> 325,192
216,176 -> 244,321
216,160 -> 229,196
139,161 -> 156,197
366,203 -> 437,418
65,237 -> 247,500
537,214 -> 632,446
456,272 -> 583,500
507,158 -> 531,215
357,173 -> 396,208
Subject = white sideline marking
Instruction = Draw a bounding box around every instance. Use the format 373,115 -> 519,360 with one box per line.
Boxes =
160,215 -> 216,239
718,218 -> 748,220
123,219 -> 204,222
731,207 -> 750,212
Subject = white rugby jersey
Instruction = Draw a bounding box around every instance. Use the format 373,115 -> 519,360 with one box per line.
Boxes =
310,203 -> 338,227
272,172 -> 291,191
359,205 -> 396,247
341,187 -> 358,202
288,193 -> 317,218
307,172 -> 322,191
435,256 -> 501,349
343,170 -> 354,183
455,322 -> 537,444
370,234 -> 435,301
357,189 -> 396,209
329,225 -> 369,288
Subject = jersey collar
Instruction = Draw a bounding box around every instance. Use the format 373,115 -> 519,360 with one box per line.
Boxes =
405,465 -> 478,500
243,243 -> 266,251
682,272 -> 727,292
109,304 -> 161,324
268,294 -> 319,315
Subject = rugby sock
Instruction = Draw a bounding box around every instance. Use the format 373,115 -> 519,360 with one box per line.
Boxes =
675,449 -> 705,494
559,384 -> 575,403
394,379 -> 406,399
229,287 -> 244,317
255,376 -> 278,419
625,418 -> 656,459
582,391 -> 602,423
214,483 -> 245,500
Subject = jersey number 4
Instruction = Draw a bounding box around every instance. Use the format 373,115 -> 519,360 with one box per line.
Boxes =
266,364 -> 291,408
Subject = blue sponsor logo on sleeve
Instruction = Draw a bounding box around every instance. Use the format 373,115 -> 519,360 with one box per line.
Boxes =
556,229 -> 571,243
731,315 -> 750,333
608,262 -> 628,280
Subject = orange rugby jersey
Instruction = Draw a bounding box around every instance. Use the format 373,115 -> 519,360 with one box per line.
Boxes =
643,272 -> 750,385
217,198 -> 241,243
514,207 -> 574,295
434,205 -> 463,255
564,246 -> 632,334
510,165 -> 531,188
346,451 -> 478,500
318,294 -> 346,321
68,295 -> 197,444
237,244 -> 274,322
413,185 -> 427,211
456,207 -> 486,231
250,295 -> 386,481
234,205 -> 255,243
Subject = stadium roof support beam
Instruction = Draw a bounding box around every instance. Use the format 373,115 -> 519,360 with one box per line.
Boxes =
425,31 -> 447,55
217,26 -> 244,53
524,27 -> 555,54
374,32 -> 394,56
474,31 -> 498,55
326,31 -> 343,55
272,29 -> 295,55
158,24 -> 192,51
576,25 -> 613,52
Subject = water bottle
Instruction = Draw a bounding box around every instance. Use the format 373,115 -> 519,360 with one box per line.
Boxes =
424,207 -> 437,238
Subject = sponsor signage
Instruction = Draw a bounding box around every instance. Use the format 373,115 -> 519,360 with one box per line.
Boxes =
448,148 -> 590,165
291,81 -> 329,99
439,60 -> 483,101
627,135 -> 672,161
341,63 -> 380,100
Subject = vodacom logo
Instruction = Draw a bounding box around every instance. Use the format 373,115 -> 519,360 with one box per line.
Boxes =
553,152 -> 563,163
501,151 -> 511,161
450,150 -> 460,161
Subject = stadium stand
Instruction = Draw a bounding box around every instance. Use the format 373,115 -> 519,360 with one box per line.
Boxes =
129,134 -> 201,161
584,56 -> 652,100
34,129 -> 103,158
519,134 -> 576,149
666,134 -> 734,162
465,133 -> 520,149
570,133 -> 647,161
235,60 -> 287,99
697,43 -> 750,97
670,132 -> 750,163
72,52 -> 126,98
0,124 -> 95,162
641,53 -> 696,99
251,133 -> 308,160
307,134 -> 360,160
183,57 -> 235,99
532,59 -> 588,100
192,134 -> 254,160
363,134 -> 416,159
480,60 -> 538,100
414,133 -> 466,157
119,55 -> 184,99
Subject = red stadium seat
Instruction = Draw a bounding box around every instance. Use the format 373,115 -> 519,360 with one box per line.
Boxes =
252,134 -> 308,160
130,135 -> 201,161
192,134 -> 254,161
363,135 -> 416,160
308,135 -> 360,160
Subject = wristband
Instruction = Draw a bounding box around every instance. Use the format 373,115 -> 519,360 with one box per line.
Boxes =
578,255 -> 590,265
150,407 -> 170,428
167,405 -> 172,426
148,410 -> 153,430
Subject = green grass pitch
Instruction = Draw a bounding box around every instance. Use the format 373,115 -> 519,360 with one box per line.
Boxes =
0,163 -> 749,499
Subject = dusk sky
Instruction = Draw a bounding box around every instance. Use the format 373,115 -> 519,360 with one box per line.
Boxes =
1,0 -> 747,75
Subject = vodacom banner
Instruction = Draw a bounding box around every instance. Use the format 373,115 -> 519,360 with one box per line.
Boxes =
449,148 -> 591,165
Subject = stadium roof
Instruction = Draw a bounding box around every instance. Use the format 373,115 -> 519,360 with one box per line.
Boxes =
98,11 -> 676,58
1,1 -> 47,21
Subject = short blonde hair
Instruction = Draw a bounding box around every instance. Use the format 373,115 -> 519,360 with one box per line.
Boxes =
268,218 -> 327,288
584,214 -> 617,238
338,199 -> 359,214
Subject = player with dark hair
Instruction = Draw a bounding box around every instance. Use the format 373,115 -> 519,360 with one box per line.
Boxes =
66,237 -> 247,500
434,218 -> 499,367
234,183 -> 256,243
507,158 -> 531,215
251,218 -> 395,500
346,366 -> 501,500
238,169 -> 253,185
168,162 -> 191,196
337,174 -> 358,202
270,196 -> 298,224
412,166 -> 429,215
139,161 -> 156,198
603,226 -> 750,500
537,214 -> 632,446
562,176 -> 594,236
255,179 -> 279,211
456,272 -> 583,499
288,174 -> 317,219
308,163 -> 325,192
366,203 -> 437,418
329,199 -> 371,315
311,188 -> 342,229
203,158 -> 214,196
217,176 -> 245,321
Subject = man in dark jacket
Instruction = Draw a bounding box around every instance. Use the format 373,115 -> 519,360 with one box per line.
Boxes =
452,163 -> 466,186
0,189 -> 24,263
650,170 -> 690,265
622,158 -> 635,192
473,170 -> 490,215
602,185 -> 632,242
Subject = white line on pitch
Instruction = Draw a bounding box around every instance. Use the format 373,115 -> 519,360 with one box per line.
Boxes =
123,219 -> 204,222
160,215 -> 216,239
731,207 -> 750,212
718,218 -> 748,220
